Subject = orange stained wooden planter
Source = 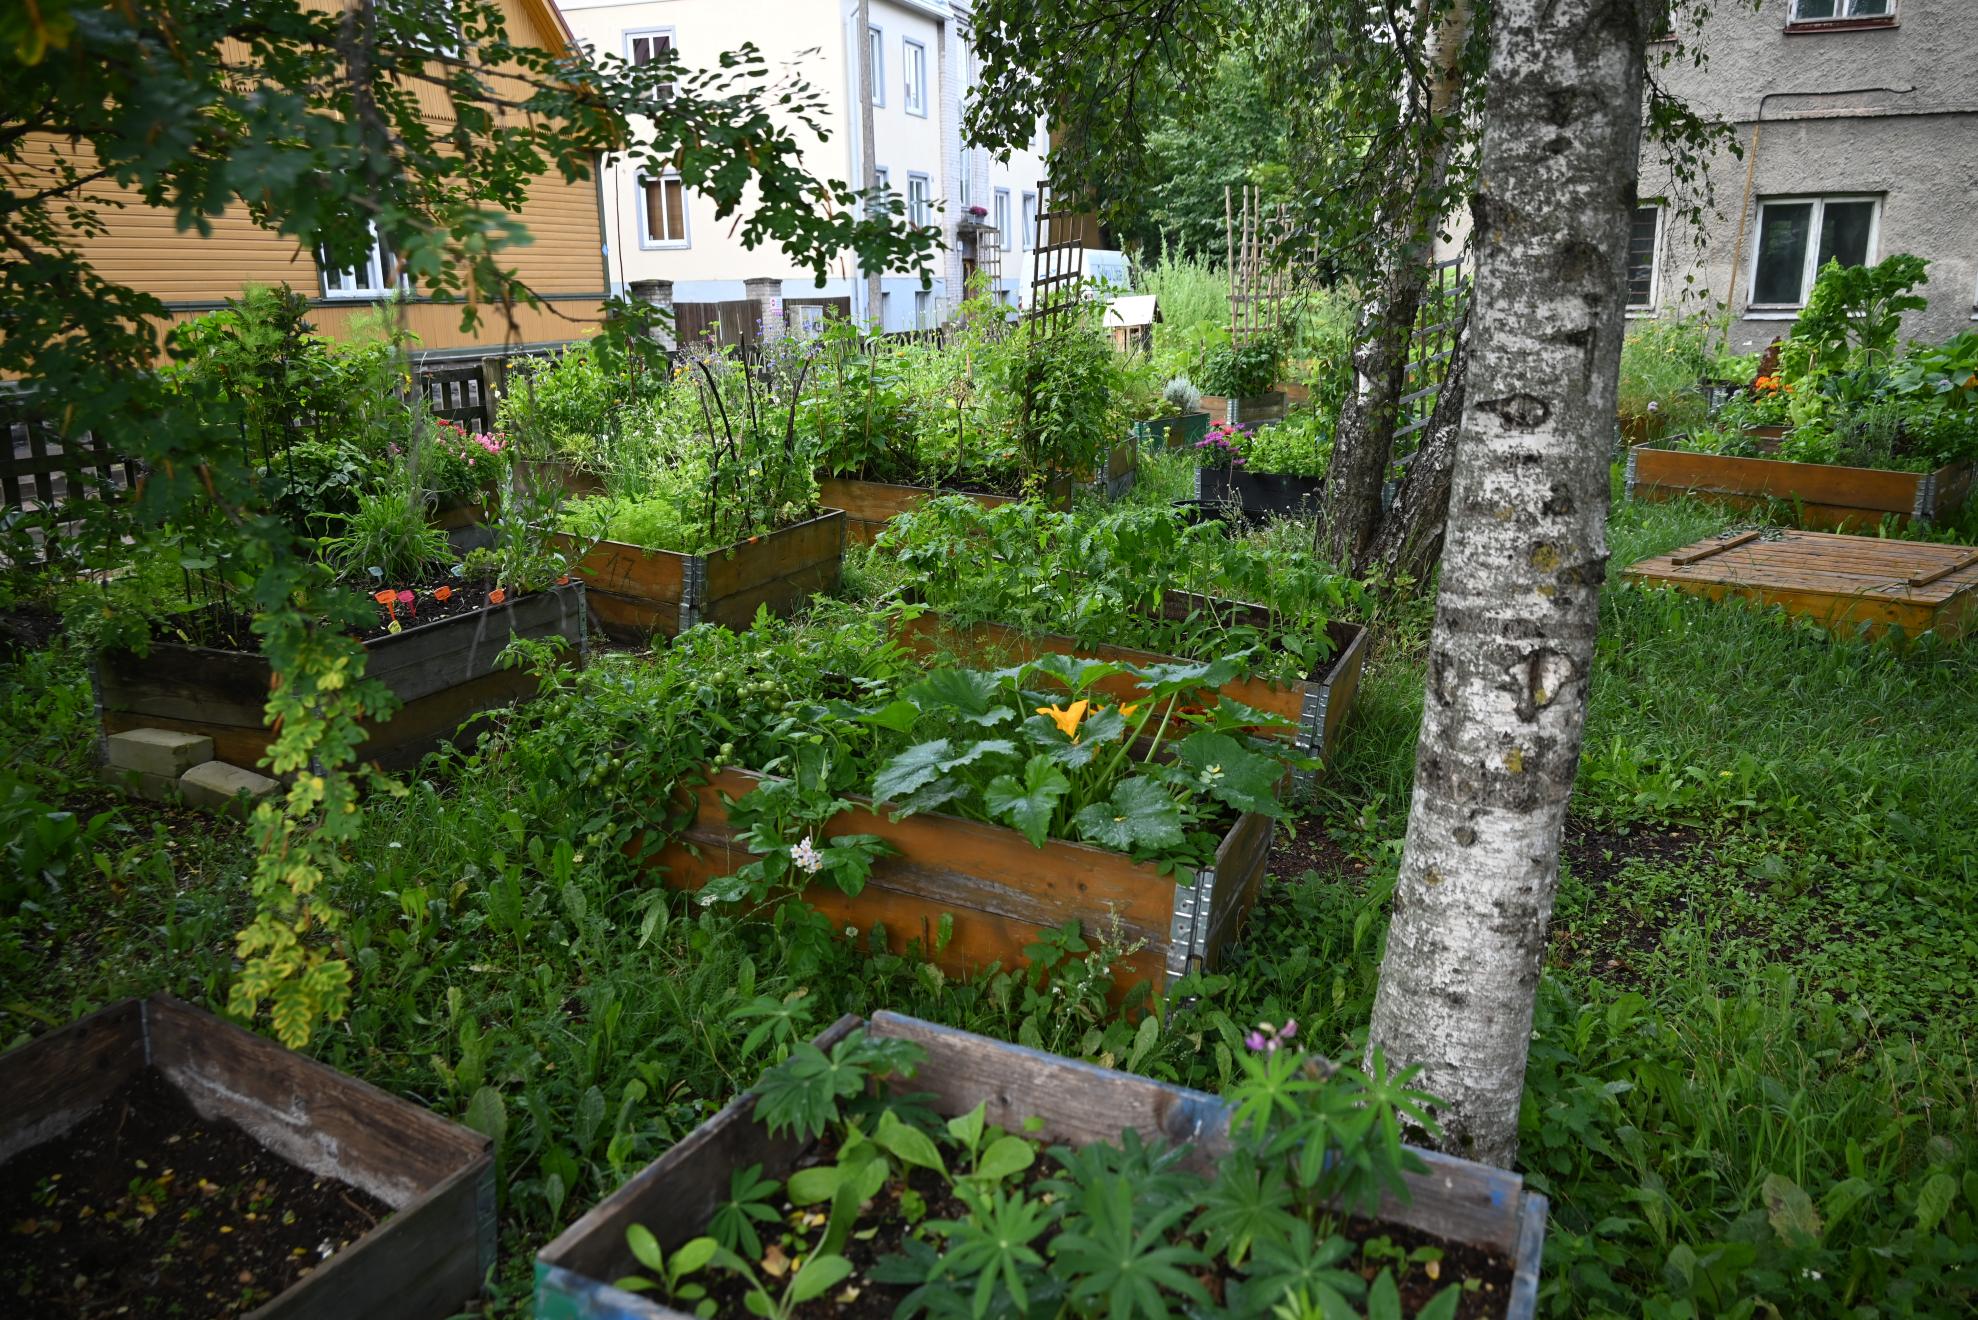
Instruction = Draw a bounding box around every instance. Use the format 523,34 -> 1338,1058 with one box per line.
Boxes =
1625,529 -> 1978,640
1626,444 -> 1975,531
552,510 -> 845,643
649,765 -> 1278,997
818,476 -> 1015,547
889,603 -> 1369,789
2,995 -> 495,1320
92,583 -> 588,771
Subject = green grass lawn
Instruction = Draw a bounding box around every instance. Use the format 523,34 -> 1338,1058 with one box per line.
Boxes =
2,481 -> 1973,1316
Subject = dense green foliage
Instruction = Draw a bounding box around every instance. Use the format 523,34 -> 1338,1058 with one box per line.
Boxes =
3,480 -> 1977,1311
1673,258 -> 1978,471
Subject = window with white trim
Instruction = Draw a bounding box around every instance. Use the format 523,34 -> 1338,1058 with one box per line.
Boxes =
1626,204 -> 1662,310
1789,0 -> 1893,23
321,224 -> 405,299
869,165 -> 891,219
792,303 -> 826,336
1020,191 -> 1037,250
626,27 -> 676,98
1749,195 -> 1878,310
994,189 -> 1012,251
638,173 -> 689,248
907,173 -> 932,227
867,26 -> 885,107
914,289 -> 932,329
903,39 -> 927,116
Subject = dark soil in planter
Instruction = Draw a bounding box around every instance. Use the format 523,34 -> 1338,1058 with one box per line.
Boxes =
692,1130 -> 1514,1317
843,465 -> 1027,498
0,1067 -> 390,1317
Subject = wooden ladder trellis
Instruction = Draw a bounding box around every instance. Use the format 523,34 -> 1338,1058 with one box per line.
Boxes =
1227,185 -> 1295,347
1393,254 -> 1471,445
1024,183 -> 1085,339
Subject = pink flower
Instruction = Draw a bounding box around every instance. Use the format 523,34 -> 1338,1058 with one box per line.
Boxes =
1244,1030 -> 1268,1052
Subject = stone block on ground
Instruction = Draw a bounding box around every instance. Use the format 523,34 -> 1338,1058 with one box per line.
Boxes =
101,765 -> 181,803
106,728 -> 214,778
180,760 -> 280,817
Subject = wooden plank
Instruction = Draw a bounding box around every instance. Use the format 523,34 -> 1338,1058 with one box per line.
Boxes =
0,997 -> 145,1163
700,555 -> 843,632
1632,447 -> 1926,514
701,511 -> 845,598
96,642 -> 274,729
1671,530 -> 1760,566
818,478 -> 1015,546
1907,549 -> 1978,589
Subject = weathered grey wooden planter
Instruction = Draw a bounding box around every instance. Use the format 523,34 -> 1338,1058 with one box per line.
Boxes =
1201,390 -> 1290,426
1,995 -> 495,1320
536,1013 -> 1547,1320
93,582 -> 587,771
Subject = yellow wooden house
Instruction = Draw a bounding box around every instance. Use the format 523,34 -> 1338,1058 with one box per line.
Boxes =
36,0 -> 609,362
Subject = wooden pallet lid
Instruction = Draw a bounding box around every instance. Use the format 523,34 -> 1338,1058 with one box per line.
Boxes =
1626,529 -> 1978,607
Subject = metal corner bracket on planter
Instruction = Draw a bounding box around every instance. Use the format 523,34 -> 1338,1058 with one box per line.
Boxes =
648,764 -> 1275,995
91,581 -> 589,772
552,509 -> 845,642
1,995 -> 496,1320
535,1012 -> 1547,1320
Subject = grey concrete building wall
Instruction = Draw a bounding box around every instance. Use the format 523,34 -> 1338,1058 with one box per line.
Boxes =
1633,0 -> 1978,349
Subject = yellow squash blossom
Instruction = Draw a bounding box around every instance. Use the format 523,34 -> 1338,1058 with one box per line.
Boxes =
1036,699 -> 1090,740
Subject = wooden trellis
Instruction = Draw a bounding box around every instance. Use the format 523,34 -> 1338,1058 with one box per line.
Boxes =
1,401 -> 140,566
1227,185 -> 1295,347
1394,254 -> 1471,444
1024,183 -> 1085,339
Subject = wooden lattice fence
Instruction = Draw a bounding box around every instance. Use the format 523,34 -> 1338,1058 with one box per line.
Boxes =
1394,255 -> 1471,446
1,400 -> 140,566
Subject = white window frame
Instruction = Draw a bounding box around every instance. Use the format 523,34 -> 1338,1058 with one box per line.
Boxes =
1746,194 -> 1881,316
867,25 -> 886,108
914,288 -> 933,330
994,189 -> 1012,252
906,173 -> 932,228
1021,191 -> 1037,251
636,172 -> 691,249
624,26 -> 677,98
792,303 -> 827,336
320,222 -> 406,300
1626,203 -> 1663,315
902,38 -> 928,117
1788,0 -> 1895,24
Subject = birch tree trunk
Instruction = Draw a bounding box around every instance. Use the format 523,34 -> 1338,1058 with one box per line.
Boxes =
1318,0 -> 1474,573
1365,0 -> 1650,1167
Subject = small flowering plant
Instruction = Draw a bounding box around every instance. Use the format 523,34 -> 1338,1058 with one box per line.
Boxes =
426,417 -> 512,498
1192,422 -> 1252,469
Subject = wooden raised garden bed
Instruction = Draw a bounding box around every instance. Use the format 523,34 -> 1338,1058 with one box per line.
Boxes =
818,476 -> 1015,547
1201,390 -> 1289,426
93,582 -> 587,771
1625,528 -> 1978,640
1626,444 -> 1974,531
1134,411 -> 1211,450
536,1012 -> 1547,1320
552,510 -> 844,643
1,994 -> 495,1320
1194,465 -> 1325,519
892,598 -> 1368,787
515,457 -> 607,500
650,765 -> 1277,997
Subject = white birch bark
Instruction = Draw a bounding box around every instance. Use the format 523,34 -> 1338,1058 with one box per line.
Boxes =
1366,0 -> 1651,1167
